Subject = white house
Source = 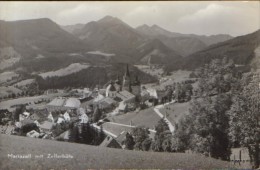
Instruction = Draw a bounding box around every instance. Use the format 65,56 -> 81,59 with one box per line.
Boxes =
47,112 -> 54,122
26,130 -> 40,138
56,117 -> 65,124
79,113 -> 89,124
63,112 -> 70,121
19,111 -> 31,122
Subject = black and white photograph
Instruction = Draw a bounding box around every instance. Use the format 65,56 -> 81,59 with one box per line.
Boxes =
0,1 -> 259,169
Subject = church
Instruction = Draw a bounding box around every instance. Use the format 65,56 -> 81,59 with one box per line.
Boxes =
105,64 -> 141,101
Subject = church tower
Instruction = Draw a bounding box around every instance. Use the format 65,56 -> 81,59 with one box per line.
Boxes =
122,64 -> 132,92
131,75 -> 141,97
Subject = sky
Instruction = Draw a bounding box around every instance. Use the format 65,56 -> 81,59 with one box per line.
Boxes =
0,1 -> 259,36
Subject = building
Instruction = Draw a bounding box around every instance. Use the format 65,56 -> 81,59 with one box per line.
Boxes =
115,90 -> 135,103
39,121 -> 53,133
131,76 -> 141,98
122,64 -> 132,92
99,136 -> 122,149
26,130 -> 40,138
106,64 -> 141,97
46,97 -> 81,112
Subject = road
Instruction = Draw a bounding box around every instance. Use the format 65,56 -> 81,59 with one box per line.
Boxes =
153,100 -> 176,133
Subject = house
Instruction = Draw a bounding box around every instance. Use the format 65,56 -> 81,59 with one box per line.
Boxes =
118,102 -> 127,113
20,118 -> 35,127
115,131 -> 128,148
26,130 -> 40,138
34,120 -> 40,127
115,90 -> 135,103
55,130 -> 70,141
140,87 -> 151,103
46,97 -> 66,112
79,114 -> 89,124
56,116 -> 65,124
19,111 -> 31,122
63,112 -> 70,121
64,98 -> 81,109
39,121 -> 53,133
46,97 -> 81,112
99,136 -> 121,149
47,112 -> 60,123
97,97 -> 118,112
93,94 -> 105,104
30,109 -> 49,121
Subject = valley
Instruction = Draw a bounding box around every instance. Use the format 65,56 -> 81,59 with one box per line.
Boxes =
0,11 -> 259,170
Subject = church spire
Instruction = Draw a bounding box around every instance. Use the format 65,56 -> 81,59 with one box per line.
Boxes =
125,63 -> 130,77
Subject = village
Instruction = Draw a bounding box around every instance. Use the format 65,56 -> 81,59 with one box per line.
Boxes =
0,64 -> 188,149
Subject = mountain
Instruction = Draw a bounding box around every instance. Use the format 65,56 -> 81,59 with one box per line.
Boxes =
61,23 -> 85,34
136,24 -> 232,56
73,16 -> 144,55
136,24 -> 185,38
182,30 -> 260,70
0,18 -> 111,72
71,16 -> 182,64
0,18 -> 88,57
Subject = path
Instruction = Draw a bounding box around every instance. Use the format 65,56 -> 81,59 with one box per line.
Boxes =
153,100 -> 176,133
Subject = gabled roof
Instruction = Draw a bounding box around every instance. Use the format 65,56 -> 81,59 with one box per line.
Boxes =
64,98 -> 81,108
115,131 -> 128,145
116,90 -> 135,101
39,121 -> 53,130
47,97 -> 66,107
20,118 -> 35,126
99,136 -> 121,148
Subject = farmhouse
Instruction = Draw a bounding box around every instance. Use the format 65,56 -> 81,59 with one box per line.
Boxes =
46,97 -> 81,112
39,121 -> 53,133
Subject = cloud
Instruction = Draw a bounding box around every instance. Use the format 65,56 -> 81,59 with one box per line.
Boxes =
175,3 -> 259,36
0,1 -> 259,36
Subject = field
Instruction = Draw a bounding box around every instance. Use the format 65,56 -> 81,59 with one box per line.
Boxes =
40,63 -> 90,78
109,107 -> 161,129
159,102 -> 191,125
13,79 -> 34,87
0,71 -> 19,84
0,86 -> 22,99
0,134 -> 239,169
0,92 -> 67,111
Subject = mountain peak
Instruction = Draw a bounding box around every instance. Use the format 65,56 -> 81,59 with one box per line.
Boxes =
136,24 -> 150,29
98,15 -> 122,23
151,24 -> 160,28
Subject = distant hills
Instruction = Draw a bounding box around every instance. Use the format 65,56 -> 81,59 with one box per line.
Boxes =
69,16 -> 182,64
182,30 -> 260,70
136,24 -> 232,56
0,15 -> 258,75
0,18 -> 87,57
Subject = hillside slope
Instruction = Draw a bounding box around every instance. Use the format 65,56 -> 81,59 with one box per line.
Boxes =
182,30 -> 260,70
0,134 -> 237,169
136,24 -> 232,56
72,16 -> 182,64
0,18 -> 87,58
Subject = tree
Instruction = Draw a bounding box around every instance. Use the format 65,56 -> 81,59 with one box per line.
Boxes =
152,118 -> 171,152
229,73 -> 260,168
132,126 -> 151,151
172,58 -> 238,160
80,122 -> 93,144
13,105 -> 26,122
20,123 -> 39,136
93,107 -> 102,123
123,132 -> 135,150
69,123 -> 80,143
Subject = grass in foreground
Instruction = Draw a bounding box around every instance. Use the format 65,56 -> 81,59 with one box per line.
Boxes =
0,134 -> 239,169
